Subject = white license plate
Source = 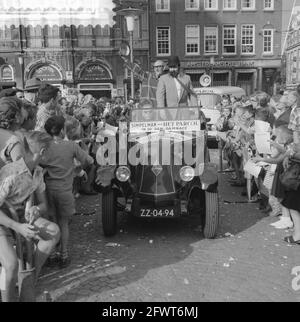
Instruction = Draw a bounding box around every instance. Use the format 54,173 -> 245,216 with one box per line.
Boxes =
140,208 -> 175,218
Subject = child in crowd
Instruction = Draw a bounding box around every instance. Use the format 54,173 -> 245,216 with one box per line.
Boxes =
254,125 -> 294,229
0,131 -> 60,302
34,84 -> 61,132
215,106 -> 233,132
64,115 -> 89,199
288,87 -> 300,145
41,116 -> 94,268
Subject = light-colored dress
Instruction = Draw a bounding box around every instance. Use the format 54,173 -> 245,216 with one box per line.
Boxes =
0,130 -> 24,167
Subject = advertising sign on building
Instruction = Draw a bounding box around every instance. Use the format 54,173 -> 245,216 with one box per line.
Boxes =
32,65 -> 62,81
80,64 -> 110,81
182,61 -> 257,69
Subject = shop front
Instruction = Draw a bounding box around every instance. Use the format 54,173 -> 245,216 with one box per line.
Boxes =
182,59 -> 281,96
0,64 -> 16,89
26,61 -> 64,88
76,61 -> 114,99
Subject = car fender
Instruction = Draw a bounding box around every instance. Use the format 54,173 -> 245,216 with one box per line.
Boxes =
199,163 -> 218,192
94,165 -> 116,193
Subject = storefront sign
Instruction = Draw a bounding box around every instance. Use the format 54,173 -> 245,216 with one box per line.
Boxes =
32,65 -> 62,81
183,60 -> 256,69
80,64 -> 110,81
0,65 -> 13,81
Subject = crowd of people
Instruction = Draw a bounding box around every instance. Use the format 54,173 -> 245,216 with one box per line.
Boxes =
0,60 -> 300,302
214,87 -> 300,245
0,79 -> 134,302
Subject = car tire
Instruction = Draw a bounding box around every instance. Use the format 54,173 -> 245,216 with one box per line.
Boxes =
203,191 -> 219,239
102,190 -> 117,237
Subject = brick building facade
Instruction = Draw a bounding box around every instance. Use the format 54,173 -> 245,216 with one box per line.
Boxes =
150,0 -> 284,95
0,0 -> 149,99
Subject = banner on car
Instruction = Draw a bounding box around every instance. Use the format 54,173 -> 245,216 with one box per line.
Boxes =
130,120 -> 201,133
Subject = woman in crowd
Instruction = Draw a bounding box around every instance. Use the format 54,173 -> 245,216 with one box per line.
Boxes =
0,97 -> 25,167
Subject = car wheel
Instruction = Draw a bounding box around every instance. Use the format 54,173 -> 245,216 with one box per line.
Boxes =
102,190 -> 117,237
203,191 -> 219,239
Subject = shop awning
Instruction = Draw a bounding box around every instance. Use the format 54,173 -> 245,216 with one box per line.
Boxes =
0,81 -> 16,88
0,0 -> 115,27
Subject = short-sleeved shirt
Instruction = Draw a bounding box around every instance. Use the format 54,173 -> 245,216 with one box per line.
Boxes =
34,104 -> 58,132
0,130 -> 24,166
289,107 -> 300,132
40,138 -> 94,192
0,158 -> 45,211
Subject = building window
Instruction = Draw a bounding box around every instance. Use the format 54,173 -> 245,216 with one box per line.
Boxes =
156,0 -> 170,11
241,25 -> 255,54
204,0 -> 218,10
95,25 -> 110,47
156,27 -> 170,56
185,0 -> 199,10
264,0 -> 274,10
223,0 -> 237,10
27,25 -> 44,48
0,26 -> 12,49
241,0 -> 256,10
223,25 -> 236,54
186,25 -> 200,55
77,25 -> 93,47
204,26 -> 218,55
45,25 -> 61,47
263,29 -> 274,54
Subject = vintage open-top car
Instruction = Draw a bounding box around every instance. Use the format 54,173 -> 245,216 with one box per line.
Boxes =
95,106 -> 219,239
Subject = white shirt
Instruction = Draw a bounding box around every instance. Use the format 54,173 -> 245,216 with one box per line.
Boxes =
174,78 -> 181,100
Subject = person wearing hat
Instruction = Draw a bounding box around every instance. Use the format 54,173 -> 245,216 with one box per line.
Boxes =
156,56 -> 198,109
24,77 -> 42,105
0,88 -> 17,99
140,60 -> 166,108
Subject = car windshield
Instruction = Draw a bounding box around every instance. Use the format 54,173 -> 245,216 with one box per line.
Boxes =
131,107 -> 200,122
198,94 -> 221,110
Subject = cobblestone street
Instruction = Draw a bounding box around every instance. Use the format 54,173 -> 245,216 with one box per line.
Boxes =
35,152 -> 300,302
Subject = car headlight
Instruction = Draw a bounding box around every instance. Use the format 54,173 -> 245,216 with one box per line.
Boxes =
180,166 -> 195,182
116,166 -> 131,182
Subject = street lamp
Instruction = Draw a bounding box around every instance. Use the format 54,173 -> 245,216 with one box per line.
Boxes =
117,7 -> 143,101
18,52 -> 25,90
210,56 -> 215,87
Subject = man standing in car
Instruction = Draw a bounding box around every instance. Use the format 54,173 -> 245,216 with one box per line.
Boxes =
140,60 -> 166,108
156,56 -> 198,108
